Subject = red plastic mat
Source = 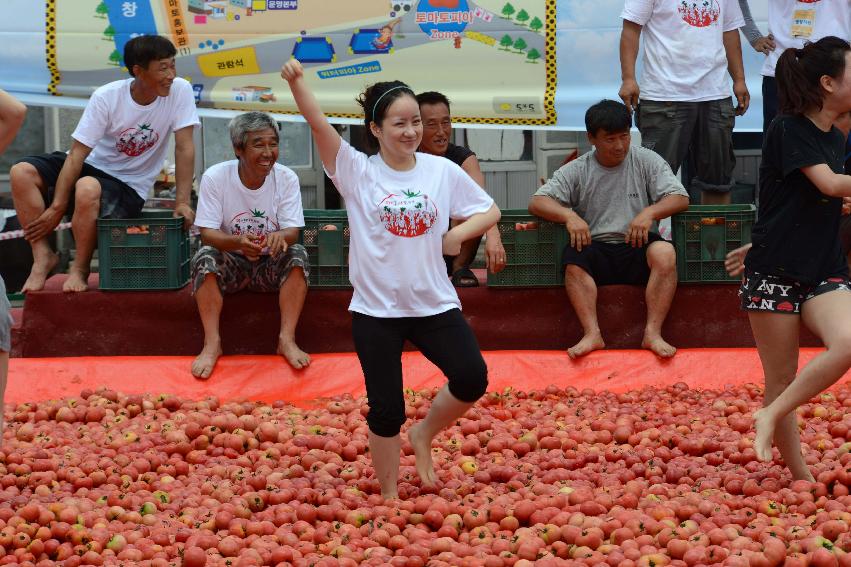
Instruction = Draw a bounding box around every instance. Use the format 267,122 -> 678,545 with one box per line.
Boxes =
7,349 -> 850,405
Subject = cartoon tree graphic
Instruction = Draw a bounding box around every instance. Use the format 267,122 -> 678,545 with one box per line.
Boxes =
108,49 -> 122,66
499,34 -> 513,50
516,9 -> 530,24
513,37 -> 527,52
526,48 -> 541,63
529,16 -> 543,33
103,25 -> 115,40
501,2 -> 515,19
95,1 -> 109,18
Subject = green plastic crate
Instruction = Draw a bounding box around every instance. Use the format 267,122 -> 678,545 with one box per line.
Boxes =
97,211 -> 190,291
301,210 -> 351,288
672,204 -> 755,283
487,210 -> 568,288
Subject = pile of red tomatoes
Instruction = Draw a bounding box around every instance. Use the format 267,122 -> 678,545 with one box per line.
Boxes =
1,381 -> 851,566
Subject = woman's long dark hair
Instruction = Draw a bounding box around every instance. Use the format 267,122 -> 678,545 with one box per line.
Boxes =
776,36 -> 850,115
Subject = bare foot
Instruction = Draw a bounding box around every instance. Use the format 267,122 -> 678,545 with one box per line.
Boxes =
752,408 -> 776,462
21,252 -> 59,293
641,334 -> 677,358
192,343 -> 222,380
407,423 -> 437,487
791,469 -> 816,482
62,269 -> 90,293
277,338 -> 311,369
567,332 -> 605,359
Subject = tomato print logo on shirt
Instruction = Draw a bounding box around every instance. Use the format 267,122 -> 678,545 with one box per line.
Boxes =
797,0 -> 821,3
678,0 -> 720,27
116,123 -> 159,157
378,190 -> 438,237
231,208 -> 276,238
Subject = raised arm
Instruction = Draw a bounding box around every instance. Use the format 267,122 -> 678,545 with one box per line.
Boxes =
0,89 -> 26,155
281,59 -> 341,175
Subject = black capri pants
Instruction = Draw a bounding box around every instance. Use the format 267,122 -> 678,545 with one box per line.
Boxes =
352,308 -> 488,437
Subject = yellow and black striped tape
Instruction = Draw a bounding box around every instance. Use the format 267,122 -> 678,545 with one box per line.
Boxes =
46,0 -> 60,95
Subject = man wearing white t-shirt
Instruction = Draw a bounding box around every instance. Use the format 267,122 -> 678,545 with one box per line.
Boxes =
10,35 -> 199,293
191,112 -> 310,379
738,0 -> 851,133
620,0 -> 750,205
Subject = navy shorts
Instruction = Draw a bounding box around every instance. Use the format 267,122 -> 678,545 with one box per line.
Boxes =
562,232 -> 667,285
17,152 -> 145,219
739,269 -> 851,314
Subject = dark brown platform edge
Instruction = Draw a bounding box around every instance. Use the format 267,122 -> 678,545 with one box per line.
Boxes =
11,274 -> 821,358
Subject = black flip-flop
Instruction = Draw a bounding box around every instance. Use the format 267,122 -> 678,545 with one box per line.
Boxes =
451,267 -> 479,288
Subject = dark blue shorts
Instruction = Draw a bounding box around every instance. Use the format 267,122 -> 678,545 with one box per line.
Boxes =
17,151 -> 144,220
562,232 -> 667,286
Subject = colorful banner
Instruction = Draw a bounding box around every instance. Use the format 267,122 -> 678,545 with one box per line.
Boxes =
0,0 -> 771,130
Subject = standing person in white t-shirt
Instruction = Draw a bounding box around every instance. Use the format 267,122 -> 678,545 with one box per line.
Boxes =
190,112 -> 310,379
620,0 -> 750,205
10,35 -> 199,293
282,59 -> 501,499
738,0 -> 851,133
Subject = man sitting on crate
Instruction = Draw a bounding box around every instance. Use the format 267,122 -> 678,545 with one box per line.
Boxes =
10,35 -> 199,293
529,100 -> 689,359
415,91 -> 507,286
191,111 -> 310,379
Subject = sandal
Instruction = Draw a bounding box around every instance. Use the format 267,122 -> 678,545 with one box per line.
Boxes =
451,267 -> 479,288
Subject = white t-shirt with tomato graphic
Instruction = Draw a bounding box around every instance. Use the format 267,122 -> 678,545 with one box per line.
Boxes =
330,140 -> 494,318
621,0 -> 745,102
194,160 -> 304,248
72,77 -> 200,201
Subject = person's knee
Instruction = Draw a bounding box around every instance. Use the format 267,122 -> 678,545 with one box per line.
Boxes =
447,356 -> 488,402
9,163 -> 41,194
648,243 -> 677,273
366,407 -> 406,437
74,177 -> 102,210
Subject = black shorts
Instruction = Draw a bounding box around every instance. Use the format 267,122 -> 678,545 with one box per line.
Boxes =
739,269 -> 851,314
562,232 -> 666,285
17,151 -> 145,219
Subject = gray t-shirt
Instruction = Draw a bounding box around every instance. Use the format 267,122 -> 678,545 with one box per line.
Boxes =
534,146 -> 688,243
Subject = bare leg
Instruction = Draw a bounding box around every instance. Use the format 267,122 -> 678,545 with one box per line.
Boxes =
368,431 -> 401,499
753,290 -> 851,467
748,311 -> 812,480
192,274 -> 223,379
564,264 -> 605,358
276,266 -> 310,369
642,241 -> 677,358
408,385 -> 474,487
63,177 -> 101,293
9,163 -> 58,292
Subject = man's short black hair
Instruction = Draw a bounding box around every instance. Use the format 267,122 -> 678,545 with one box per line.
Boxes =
585,99 -> 632,136
124,35 -> 176,77
416,91 -> 451,112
